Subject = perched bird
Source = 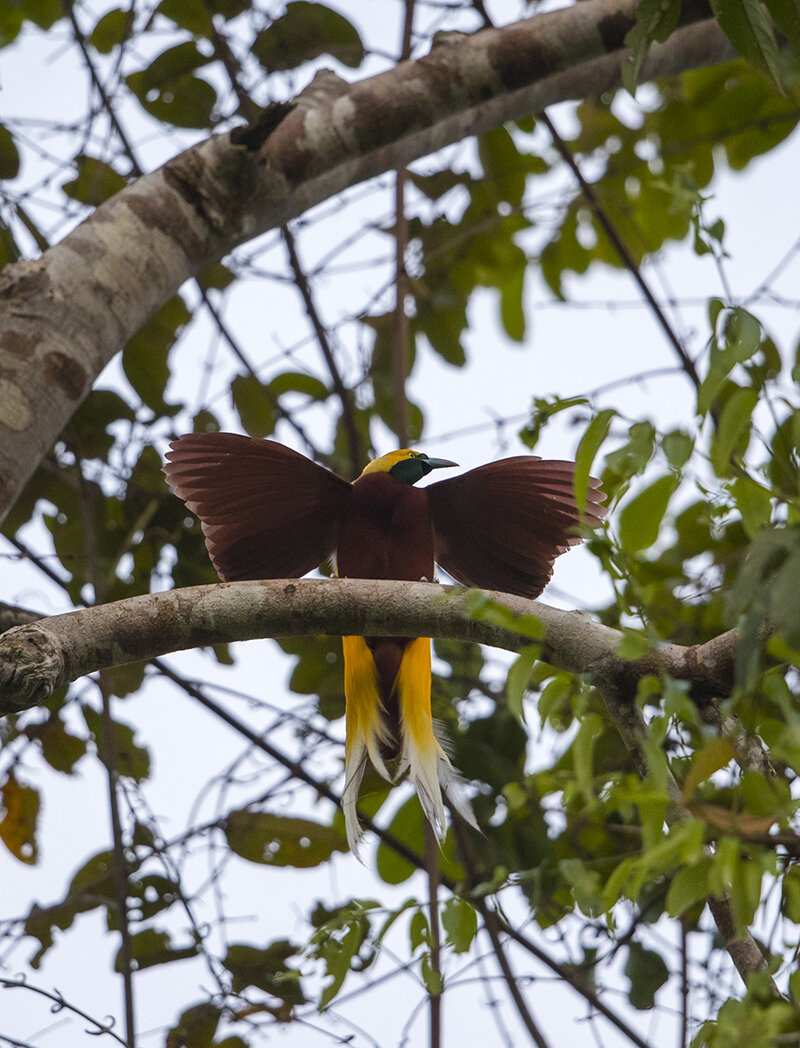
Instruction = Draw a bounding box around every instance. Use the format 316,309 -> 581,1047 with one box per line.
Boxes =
163,434 -> 605,851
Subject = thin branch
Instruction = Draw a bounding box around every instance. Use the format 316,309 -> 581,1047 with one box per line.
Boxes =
62,0 -> 143,178
495,919 -> 655,1048
73,454 -> 136,1048
0,977 -> 128,1046
472,2 -> 700,392
282,224 -> 363,474
150,657 -> 428,871
392,0 -> 416,449
424,820 -> 442,1048
67,0 -> 318,461
195,283 -> 320,457
0,601 -> 40,635
537,110 -> 701,390
597,673 -> 776,992
480,905 -> 551,1048
680,919 -> 688,1048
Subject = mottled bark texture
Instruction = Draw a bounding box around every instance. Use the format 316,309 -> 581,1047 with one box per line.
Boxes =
0,0 -> 731,525
0,578 -> 742,715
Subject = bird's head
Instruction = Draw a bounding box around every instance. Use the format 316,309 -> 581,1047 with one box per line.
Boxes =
360,449 -> 458,485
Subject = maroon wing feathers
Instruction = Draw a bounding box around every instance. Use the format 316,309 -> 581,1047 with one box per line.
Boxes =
427,457 -> 605,599
163,433 -> 352,581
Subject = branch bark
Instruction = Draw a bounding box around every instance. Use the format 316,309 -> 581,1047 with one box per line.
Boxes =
0,577 -> 741,715
0,0 -> 733,525
0,576 -> 773,988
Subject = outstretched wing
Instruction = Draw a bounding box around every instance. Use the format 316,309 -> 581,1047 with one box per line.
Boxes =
426,457 -> 605,599
163,433 -> 352,581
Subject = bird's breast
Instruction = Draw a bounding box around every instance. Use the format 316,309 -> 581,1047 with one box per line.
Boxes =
336,473 -> 435,582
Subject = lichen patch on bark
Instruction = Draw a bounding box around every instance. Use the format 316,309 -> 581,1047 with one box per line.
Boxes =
0,379 -> 33,430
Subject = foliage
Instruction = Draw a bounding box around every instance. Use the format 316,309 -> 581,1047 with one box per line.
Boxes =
2,1 -> 800,1046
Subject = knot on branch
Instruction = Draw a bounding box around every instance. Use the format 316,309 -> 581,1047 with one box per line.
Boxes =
230,100 -> 297,151
0,624 -> 64,715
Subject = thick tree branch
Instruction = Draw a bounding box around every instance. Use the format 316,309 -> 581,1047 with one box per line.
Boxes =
0,1 -> 734,525
0,578 -> 772,989
0,578 -> 742,715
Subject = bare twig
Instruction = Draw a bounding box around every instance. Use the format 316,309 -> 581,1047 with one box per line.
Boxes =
481,905 -> 551,1048
471,2 -> 700,393
424,820 -> 442,1048
282,224 -> 363,474
537,110 -> 701,391
73,456 -> 136,1048
0,976 -> 128,1046
392,0 -> 416,450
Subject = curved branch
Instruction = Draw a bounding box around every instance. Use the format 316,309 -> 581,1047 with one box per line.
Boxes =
0,577 -> 741,715
0,1 -> 733,525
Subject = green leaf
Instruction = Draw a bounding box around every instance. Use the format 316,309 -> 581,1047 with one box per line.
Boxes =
115,928 -> 198,972
441,897 -> 478,954
253,2 -> 365,72
309,902 -> 372,1009
617,474 -> 678,553
82,707 -> 151,782
505,644 -> 539,721
269,370 -> 330,400
69,849 -> 115,897
224,941 -> 306,1004
0,6 -> 24,47
711,386 -> 758,475
623,0 -> 682,94
166,1003 -> 221,1048
624,941 -> 669,1009
225,811 -> 347,867
196,262 -> 235,291
90,8 -> 131,53
781,866 -> 800,923
126,43 -> 217,129
68,389 -> 136,459
158,0 -> 212,35
0,214 -> 20,267
21,0 -> 60,29
561,857 -> 606,916
0,772 -> 40,864
409,909 -> 429,952
25,713 -> 87,774
123,295 -> 189,414
699,308 -> 762,416
574,408 -> 615,511
421,951 -> 444,995
231,374 -> 280,437
615,629 -> 652,661
376,797 -> 425,885
681,736 -> 734,802
712,0 -> 785,92
499,264 -> 525,342
0,123 -> 20,180
661,429 -> 694,471
665,857 -> 712,917
604,421 -> 656,494
766,0 -> 800,53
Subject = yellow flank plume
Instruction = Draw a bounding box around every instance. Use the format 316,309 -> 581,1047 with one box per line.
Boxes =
342,634 -> 478,856
342,635 -> 391,853
394,637 -> 448,838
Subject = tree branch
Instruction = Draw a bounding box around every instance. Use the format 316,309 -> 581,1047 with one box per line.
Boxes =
0,578 -> 745,715
0,1 -> 734,525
